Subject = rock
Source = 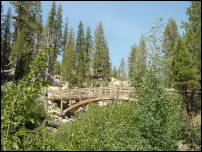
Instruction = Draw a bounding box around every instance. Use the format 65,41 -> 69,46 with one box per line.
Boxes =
98,100 -> 112,107
75,107 -> 84,113
108,77 -> 129,87
60,119 -> 68,123
176,140 -> 189,151
61,82 -> 69,90
48,86 -> 60,91
67,118 -> 74,122
53,75 -> 60,80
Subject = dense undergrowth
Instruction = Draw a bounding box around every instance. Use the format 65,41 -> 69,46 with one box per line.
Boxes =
1,50 -> 201,151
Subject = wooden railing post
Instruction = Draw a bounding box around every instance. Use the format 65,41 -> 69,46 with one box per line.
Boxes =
69,88 -> 70,99
116,88 -> 119,99
89,88 -> 91,98
60,100 -> 63,116
109,88 -> 111,98
79,88 -> 81,100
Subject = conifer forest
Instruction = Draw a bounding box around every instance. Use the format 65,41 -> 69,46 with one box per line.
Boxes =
1,1 -> 201,151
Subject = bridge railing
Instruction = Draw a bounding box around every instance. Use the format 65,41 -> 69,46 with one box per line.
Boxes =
48,87 -> 135,101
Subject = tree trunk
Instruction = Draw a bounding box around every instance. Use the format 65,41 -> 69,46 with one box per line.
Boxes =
182,88 -> 190,114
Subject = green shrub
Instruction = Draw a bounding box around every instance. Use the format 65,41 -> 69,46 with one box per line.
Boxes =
132,71 -> 184,151
42,102 -> 154,151
1,49 -> 49,151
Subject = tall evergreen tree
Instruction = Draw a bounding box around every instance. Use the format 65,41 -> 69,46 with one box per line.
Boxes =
55,4 -> 63,52
44,1 -> 58,75
103,41 -> 111,82
53,60 -> 61,76
75,21 -> 85,87
128,44 -> 138,80
1,8 -> 12,73
10,1 -> 43,81
84,26 -> 93,86
61,28 -> 76,87
139,35 -> 147,64
183,1 -> 201,89
175,1 -> 201,113
118,58 -> 127,85
162,18 -> 179,87
171,36 -> 199,113
94,22 -> 110,86
62,18 -> 69,53
112,66 -> 118,78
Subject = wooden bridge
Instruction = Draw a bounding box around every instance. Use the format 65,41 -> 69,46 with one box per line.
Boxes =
48,87 -> 135,115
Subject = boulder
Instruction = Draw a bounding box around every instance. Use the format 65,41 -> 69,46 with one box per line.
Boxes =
48,86 -> 60,91
109,77 -> 129,87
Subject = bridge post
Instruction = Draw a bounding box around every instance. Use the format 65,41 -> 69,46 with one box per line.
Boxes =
109,88 -> 111,98
89,88 -> 91,98
79,89 -> 81,100
93,87 -> 95,98
69,88 -> 71,99
116,88 -> 119,99
60,100 -> 63,116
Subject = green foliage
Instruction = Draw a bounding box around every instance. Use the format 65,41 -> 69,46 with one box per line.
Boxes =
128,35 -> 147,84
62,18 -> 68,53
162,18 -> 179,88
130,18 -> 184,150
183,1 -> 201,74
41,102 -> 152,151
171,36 -> 199,113
10,1 -> 43,81
84,26 -> 93,86
53,60 -> 61,76
61,28 -> 76,87
128,44 -> 138,80
129,38 -> 147,88
117,58 -> 127,82
94,22 -> 111,85
1,7 -> 12,71
171,37 -> 199,91
1,49 -> 49,151
45,2 -> 63,75
112,65 -> 118,78
75,21 -> 85,87
132,70 -> 183,150
181,115 -> 201,151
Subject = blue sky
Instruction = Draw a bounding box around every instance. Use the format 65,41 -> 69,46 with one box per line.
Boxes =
2,1 -> 190,68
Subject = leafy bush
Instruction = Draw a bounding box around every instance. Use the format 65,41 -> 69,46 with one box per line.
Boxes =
181,112 -> 201,151
1,49 -> 49,151
132,71 -> 184,151
43,102 -> 153,151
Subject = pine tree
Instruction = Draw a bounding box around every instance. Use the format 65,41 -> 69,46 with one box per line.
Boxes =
55,4 -> 63,52
171,36 -> 199,113
171,1 -> 201,113
139,35 -> 147,64
103,41 -> 111,82
62,18 -> 69,53
183,1 -> 201,89
112,66 -> 118,78
128,44 -> 138,80
61,28 -> 76,87
118,58 -> 127,86
44,1 -> 59,75
10,1 -> 43,81
84,26 -> 93,86
94,22 -> 110,86
138,35 -> 147,80
162,18 -> 179,87
53,60 -> 61,76
1,8 -> 12,73
75,21 -> 85,87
